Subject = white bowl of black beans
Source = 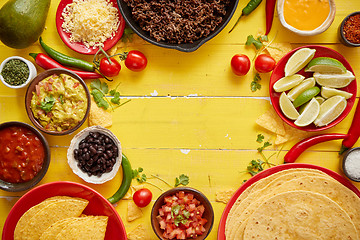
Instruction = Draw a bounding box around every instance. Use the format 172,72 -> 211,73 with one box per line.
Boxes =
0,56 -> 37,89
67,126 -> 122,184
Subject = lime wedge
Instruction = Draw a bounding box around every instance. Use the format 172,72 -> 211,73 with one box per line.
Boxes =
314,95 -> 347,127
294,98 -> 320,127
305,57 -> 347,74
293,86 -> 320,108
284,48 -> 316,76
279,92 -> 300,120
314,70 -> 355,88
315,96 -> 325,105
287,77 -> 316,101
273,74 -> 305,92
321,86 -> 353,99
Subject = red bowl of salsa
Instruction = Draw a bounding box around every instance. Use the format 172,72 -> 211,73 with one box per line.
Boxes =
0,121 -> 50,192
151,187 -> 214,240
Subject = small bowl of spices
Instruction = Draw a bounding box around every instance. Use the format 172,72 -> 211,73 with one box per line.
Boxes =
339,11 -> 360,47
342,147 -> 360,182
0,56 -> 37,89
67,126 -> 122,184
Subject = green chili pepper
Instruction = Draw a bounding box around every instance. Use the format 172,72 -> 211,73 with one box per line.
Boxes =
229,0 -> 263,33
108,154 -> 132,204
39,37 -> 95,72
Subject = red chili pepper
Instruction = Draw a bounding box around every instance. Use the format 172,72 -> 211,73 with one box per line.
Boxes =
265,0 -> 276,35
29,53 -> 102,79
284,134 -> 346,163
340,101 -> 360,154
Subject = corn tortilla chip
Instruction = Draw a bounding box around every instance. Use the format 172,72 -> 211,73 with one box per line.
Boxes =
256,109 -> 286,136
89,97 -> 112,128
216,189 -> 235,204
127,224 -> 151,240
127,201 -> 143,222
14,197 -> 88,240
265,43 -> 293,62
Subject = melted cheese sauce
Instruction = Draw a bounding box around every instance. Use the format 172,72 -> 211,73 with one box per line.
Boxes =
283,0 -> 330,31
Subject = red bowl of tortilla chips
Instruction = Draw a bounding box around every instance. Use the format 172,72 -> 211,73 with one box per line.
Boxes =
2,181 -> 127,240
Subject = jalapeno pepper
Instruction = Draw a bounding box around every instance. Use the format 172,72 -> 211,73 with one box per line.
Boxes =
39,37 -> 95,72
108,154 -> 132,204
29,53 -> 102,79
229,0 -> 263,33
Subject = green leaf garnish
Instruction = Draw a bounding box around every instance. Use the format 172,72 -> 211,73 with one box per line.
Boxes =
175,174 -> 190,187
39,95 -> 55,113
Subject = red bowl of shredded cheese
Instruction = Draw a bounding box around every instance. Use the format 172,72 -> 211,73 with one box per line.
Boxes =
56,0 -> 126,55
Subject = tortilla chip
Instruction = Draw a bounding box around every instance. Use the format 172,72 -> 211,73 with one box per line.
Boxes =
55,216 -> 108,240
274,124 -> 310,145
256,109 -> 286,136
89,97 -> 112,128
127,224 -> 150,240
39,217 -> 78,240
14,197 -> 89,240
216,190 -> 235,204
127,201 -> 143,222
265,43 -> 293,62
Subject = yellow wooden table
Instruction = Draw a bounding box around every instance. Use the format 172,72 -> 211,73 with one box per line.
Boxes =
1,0 -> 360,239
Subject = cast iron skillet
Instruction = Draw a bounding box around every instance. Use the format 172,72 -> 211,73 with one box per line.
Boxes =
117,0 -> 239,52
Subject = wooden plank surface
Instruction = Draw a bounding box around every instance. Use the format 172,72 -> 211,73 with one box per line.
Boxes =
1,0 -> 360,239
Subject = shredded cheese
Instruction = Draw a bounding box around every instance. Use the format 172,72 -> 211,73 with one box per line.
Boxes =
61,0 -> 120,49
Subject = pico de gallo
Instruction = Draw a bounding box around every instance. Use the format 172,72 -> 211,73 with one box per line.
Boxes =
156,191 -> 207,239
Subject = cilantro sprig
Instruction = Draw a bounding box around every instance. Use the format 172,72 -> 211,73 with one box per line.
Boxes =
90,80 -> 130,111
171,205 -> 190,226
39,95 -> 55,113
250,73 -> 262,92
243,134 -> 276,177
175,174 -> 189,187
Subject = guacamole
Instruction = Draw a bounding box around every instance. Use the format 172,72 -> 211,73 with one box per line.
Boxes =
31,74 -> 88,132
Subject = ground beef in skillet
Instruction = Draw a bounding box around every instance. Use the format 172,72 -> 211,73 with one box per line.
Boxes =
123,0 -> 231,44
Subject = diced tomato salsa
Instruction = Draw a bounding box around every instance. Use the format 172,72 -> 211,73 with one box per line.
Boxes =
0,126 -> 45,183
157,191 -> 207,239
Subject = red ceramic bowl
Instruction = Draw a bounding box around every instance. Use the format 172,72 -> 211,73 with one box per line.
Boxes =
56,0 -> 126,55
217,163 -> 360,240
2,181 -> 127,240
269,45 -> 357,132
151,187 -> 214,240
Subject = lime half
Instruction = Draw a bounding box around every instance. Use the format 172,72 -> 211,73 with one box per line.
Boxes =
305,57 -> 347,74
314,70 -> 355,88
314,95 -> 347,127
294,98 -> 320,127
285,48 -> 316,77
279,92 -> 300,120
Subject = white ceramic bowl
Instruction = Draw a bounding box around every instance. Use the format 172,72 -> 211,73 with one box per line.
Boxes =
67,126 -> 122,184
0,56 -> 37,89
277,0 -> 336,36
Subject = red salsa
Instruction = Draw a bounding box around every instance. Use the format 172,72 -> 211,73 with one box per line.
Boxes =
0,126 -> 45,183
157,191 -> 207,239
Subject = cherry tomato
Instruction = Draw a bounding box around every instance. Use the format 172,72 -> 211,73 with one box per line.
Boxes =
133,188 -> 152,208
125,50 -> 147,72
254,54 -> 276,73
99,57 -> 121,77
231,54 -> 251,76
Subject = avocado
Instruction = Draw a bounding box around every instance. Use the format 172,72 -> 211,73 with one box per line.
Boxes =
0,0 -> 51,49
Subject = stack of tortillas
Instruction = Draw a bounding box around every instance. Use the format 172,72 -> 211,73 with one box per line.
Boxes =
225,168 -> 360,239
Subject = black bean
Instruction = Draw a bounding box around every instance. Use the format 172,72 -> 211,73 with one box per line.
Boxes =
89,145 -> 97,155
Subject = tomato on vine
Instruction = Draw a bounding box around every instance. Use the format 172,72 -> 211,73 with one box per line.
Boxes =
124,50 -> 147,72
99,57 -> 121,77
